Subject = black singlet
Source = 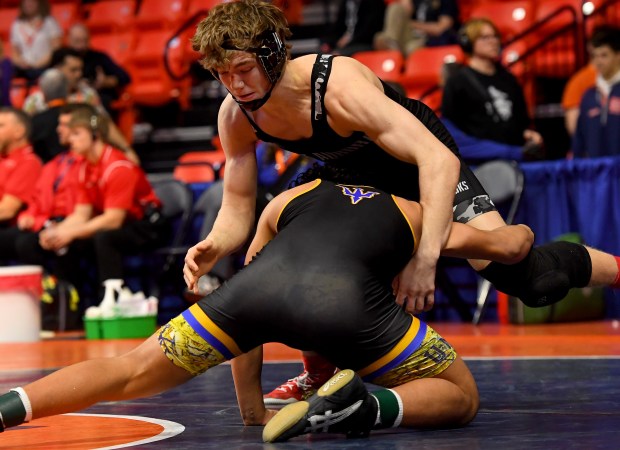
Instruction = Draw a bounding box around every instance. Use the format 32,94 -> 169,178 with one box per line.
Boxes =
197,179 -> 416,370
239,54 -> 490,213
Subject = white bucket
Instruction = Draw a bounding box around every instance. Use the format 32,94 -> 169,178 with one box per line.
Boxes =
0,265 -> 43,342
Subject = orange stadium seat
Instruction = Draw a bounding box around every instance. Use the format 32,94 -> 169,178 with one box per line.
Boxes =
85,0 -> 136,34
173,163 -> 216,184
187,0 -> 224,17
468,0 -> 535,42
352,50 -> 404,83
0,7 -> 18,44
400,45 -> 464,99
178,149 -> 226,172
51,1 -> 82,35
531,0 -> 585,77
89,31 -> 136,67
134,0 -> 189,31
128,30 -> 191,107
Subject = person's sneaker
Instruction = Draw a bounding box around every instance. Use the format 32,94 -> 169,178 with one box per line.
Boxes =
263,369 -> 334,406
262,369 -> 378,443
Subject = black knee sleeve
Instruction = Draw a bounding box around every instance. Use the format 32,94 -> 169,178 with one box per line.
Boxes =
478,241 -> 592,307
0,391 -> 27,431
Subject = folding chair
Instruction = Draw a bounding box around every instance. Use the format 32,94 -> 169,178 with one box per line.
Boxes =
471,160 -> 525,324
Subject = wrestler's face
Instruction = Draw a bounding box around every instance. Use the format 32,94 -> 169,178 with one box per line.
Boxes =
215,52 -> 271,102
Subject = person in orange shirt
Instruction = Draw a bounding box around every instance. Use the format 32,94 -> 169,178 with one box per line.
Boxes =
0,107 -> 42,226
561,63 -> 596,137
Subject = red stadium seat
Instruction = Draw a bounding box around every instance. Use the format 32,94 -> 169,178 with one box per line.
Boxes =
468,1 -> 535,42
400,45 -> 464,99
178,150 -> 226,172
134,0 -> 189,31
51,1 -> 82,35
352,50 -> 404,83
531,0 -> 584,78
173,163 -> 216,184
0,7 -> 18,44
128,30 -> 191,107
89,32 -> 136,67
85,0 -> 136,34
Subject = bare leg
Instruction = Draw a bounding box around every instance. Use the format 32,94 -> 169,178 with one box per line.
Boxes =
24,333 -> 193,420
393,356 -> 479,428
585,246 -> 619,286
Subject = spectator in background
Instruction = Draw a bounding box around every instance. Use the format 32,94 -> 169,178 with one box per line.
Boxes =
0,107 -> 42,226
10,0 -> 62,83
561,61 -> 596,137
30,68 -> 69,162
66,23 -> 131,116
23,47 -> 99,115
0,40 -> 13,106
573,26 -> 620,158
441,18 -> 544,162
37,106 -> 165,303
23,47 -> 140,164
0,105 -> 82,267
373,0 -> 459,56
320,0 -> 386,57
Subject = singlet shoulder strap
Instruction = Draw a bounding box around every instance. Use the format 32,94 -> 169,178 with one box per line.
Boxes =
311,54 -> 334,124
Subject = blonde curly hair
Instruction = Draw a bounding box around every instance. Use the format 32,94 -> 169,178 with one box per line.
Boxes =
191,0 -> 292,72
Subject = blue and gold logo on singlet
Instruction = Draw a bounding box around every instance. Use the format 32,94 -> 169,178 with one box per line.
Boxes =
337,184 -> 380,205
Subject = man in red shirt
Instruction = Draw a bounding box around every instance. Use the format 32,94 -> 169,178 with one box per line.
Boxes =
0,107 -> 42,226
38,105 -> 165,301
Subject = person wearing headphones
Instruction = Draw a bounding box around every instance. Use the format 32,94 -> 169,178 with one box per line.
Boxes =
441,18 -> 544,162
37,104 -> 165,306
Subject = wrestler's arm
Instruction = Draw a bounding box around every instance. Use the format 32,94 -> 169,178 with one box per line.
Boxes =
325,57 -> 460,309
230,187 -> 299,426
394,196 -> 534,264
184,97 -> 259,292
443,223 -> 534,264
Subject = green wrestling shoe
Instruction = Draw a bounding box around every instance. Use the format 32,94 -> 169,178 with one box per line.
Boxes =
262,369 -> 377,443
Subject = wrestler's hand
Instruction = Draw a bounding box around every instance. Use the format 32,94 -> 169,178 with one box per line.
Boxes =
393,252 -> 437,314
244,408 -> 278,426
183,237 -> 220,293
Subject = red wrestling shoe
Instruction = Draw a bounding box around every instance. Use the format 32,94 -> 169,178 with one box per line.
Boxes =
264,370 -> 336,406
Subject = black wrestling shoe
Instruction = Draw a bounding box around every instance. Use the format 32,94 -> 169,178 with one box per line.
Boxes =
262,369 -> 377,443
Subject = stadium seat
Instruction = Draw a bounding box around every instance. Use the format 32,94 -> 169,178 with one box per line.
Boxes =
173,163 -> 216,184
85,0 -> 136,34
352,49 -> 404,83
0,7 -> 18,44
134,0 -> 189,31
400,45 -> 464,99
531,0 -> 584,77
9,78 -> 29,109
51,1 -> 82,35
468,1 -> 535,42
178,149 -> 226,172
187,0 -> 224,17
89,31 -> 135,67
128,30 -> 191,107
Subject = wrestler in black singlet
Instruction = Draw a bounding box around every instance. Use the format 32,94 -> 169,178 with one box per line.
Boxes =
238,54 -> 495,223
195,179 -> 417,370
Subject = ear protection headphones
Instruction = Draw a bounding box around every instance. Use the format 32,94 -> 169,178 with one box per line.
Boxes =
89,114 -> 99,141
457,25 -> 473,54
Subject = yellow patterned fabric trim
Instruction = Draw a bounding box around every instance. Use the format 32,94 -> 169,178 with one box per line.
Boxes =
158,314 -> 227,377
368,325 -> 457,388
